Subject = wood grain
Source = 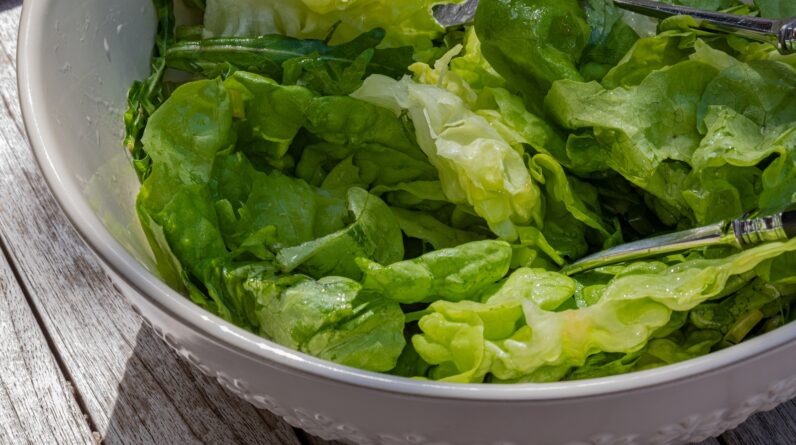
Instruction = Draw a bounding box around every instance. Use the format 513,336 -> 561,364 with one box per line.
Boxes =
0,2 -> 305,444
0,0 -> 793,444
0,241 -> 95,445
723,400 -> 796,445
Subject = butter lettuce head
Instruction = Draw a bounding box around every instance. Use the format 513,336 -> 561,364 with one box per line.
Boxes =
133,0 -> 796,383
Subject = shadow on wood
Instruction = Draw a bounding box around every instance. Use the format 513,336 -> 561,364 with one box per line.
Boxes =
102,325 -> 306,445
0,0 -> 21,15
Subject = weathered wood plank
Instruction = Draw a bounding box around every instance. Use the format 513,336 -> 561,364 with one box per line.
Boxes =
0,2 -> 301,444
722,400 -> 796,445
0,241 -> 95,445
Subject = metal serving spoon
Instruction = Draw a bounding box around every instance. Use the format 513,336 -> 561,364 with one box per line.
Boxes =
434,0 -> 796,54
561,205 -> 796,275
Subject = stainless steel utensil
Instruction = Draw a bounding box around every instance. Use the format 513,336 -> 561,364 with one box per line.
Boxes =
561,205 -> 796,275
433,0 -> 479,27
433,0 -> 796,54
613,0 -> 796,54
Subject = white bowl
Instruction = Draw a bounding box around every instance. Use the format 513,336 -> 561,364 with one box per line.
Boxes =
17,1 -> 796,444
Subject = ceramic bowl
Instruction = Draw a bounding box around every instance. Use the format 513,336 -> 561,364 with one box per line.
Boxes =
17,1 -> 796,444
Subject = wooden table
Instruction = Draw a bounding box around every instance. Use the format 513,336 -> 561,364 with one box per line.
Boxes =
1,1 -> 796,444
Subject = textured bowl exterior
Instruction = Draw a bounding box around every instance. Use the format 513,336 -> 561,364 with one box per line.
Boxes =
17,0 -> 796,444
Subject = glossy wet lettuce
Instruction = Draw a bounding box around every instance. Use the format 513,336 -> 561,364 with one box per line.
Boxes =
130,0 -> 796,381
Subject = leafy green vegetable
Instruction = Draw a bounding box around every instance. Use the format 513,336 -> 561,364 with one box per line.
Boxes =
754,0 -> 796,18
414,239 -> 796,382
475,0 -> 590,111
124,0 -> 175,179
359,240 -> 512,304
352,75 -> 543,241
136,76 -> 407,370
388,207 -> 485,249
202,0 -> 458,47
257,276 -> 406,371
276,187 -> 404,279
580,0 -> 640,81
166,28 -> 414,94
129,0 -> 796,382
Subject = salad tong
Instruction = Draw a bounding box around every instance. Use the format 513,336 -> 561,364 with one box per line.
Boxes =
613,0 -> 796,54
434,0 -> 796,54
562,205 -> 796,275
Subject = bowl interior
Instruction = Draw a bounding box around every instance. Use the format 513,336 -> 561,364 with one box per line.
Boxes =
23,0 -> 157,268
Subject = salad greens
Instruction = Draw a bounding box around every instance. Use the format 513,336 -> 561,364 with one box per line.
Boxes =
201,0 -> 461,47
127,0 -> 796,382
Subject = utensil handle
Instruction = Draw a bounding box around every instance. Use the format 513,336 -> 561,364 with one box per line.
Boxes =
733,206 -> 796,247
782,207 -> 796,238
613,0 -> 778,33
779,20 -> 796,54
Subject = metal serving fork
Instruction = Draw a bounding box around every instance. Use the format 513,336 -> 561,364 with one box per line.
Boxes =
613,0 -> 796,54
561,206 -> 796,275
434,0 -> 796,54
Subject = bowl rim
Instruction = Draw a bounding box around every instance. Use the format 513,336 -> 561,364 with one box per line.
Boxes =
17,0 -> 796,402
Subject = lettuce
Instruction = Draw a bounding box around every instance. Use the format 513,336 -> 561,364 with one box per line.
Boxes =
137,76 -> 407,371
359,240 -> 512,304
414,239 -> 796,382
202,0 -> 458,48
166,28 -> 415,95
754,0 -> 796,18
257,276 -> 406,371
474,0 -> 590,111
352,74 -> 543,241
546,25 -> 796,225
131,0 -> 796,382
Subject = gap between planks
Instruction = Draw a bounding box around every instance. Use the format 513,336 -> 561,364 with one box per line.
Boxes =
0,233 -> 95,444
0,2 -> 314,444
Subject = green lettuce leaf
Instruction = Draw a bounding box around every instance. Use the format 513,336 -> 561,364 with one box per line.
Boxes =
211,155 -> 349,251
600,26 -> 695,89
580,0 -> 640,81
474,0 -> 590,111
754,0 -> 796,18
276,187 -> 404,279
166,28 -> 415,95
255,275 -> 406,371
137,79 -> 232,277
137,76 -> 406,370
547,60 -> 719,180
358,240 -> 512,304
352,75 -> 543,241
202,0 -> 457,48
414,239 -> 796,382
388,207 -> 486,250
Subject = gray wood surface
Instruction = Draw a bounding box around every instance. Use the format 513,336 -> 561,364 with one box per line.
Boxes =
0,1 -> 312,444
0,239 -> 95,444
0,1 -> 792,444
